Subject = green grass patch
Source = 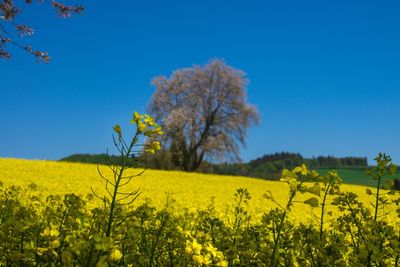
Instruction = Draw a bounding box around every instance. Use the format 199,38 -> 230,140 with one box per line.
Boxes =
316,168 -> 399,187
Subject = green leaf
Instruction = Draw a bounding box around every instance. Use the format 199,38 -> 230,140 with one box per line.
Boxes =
61,251 -> 74,263
308,183 -> 321,196
365,188 -> 373,195
382,180 -> 394,190
304,197 -> 319,207
328,188 -> 335,195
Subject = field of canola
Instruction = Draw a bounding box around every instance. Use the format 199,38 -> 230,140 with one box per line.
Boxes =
0,158 -> 395,224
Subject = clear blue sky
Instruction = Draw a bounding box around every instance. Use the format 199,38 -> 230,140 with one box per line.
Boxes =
1,0 -> 399,164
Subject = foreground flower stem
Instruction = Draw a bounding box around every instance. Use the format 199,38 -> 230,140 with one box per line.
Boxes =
320,174 -> 333,239
105,132 -> 139,237
269,188 -> 298,267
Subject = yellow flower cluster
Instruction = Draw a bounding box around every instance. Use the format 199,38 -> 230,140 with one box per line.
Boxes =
36,226 -> 61,256
109,249 -> 123,261
185,238 -> 228,266
113,112 -> 163,139
131,112 -> 164,136
112,112 -> 163,155
145,141 -> 161,155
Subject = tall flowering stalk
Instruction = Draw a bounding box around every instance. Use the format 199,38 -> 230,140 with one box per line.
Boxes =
91,112 -> 163,238
264,164 -> 310,267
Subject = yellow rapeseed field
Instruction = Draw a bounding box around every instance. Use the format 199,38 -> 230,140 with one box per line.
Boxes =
0,158 -> 395,224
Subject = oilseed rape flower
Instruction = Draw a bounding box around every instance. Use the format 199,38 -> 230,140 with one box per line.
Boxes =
112,125 -> 122,140
131,111 -> 143,123
185,239 -> 202,255
110,249 -> 123,261
293,164 -> 309,176
113,112 -> 163,155
216,260 -> 229,267
129,112 -> 163,137
185,238 -> 228,266
41,228 -> 60,237
143,114 -> 156,126
144,125 -> 164,136
137,120 -> 147,133
145,141 -> 161,154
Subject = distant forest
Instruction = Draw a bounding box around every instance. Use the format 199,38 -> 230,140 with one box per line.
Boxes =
200,152 -> 367,179
60,152 -> 368,180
